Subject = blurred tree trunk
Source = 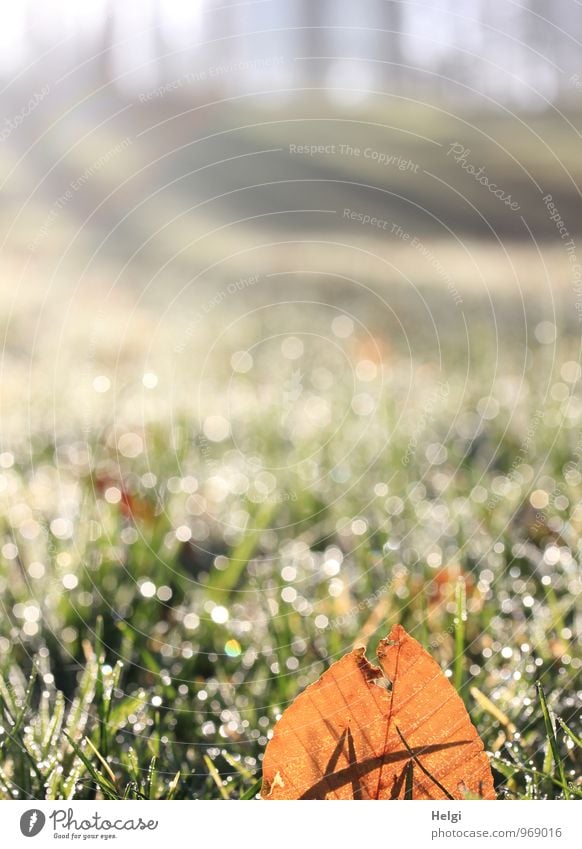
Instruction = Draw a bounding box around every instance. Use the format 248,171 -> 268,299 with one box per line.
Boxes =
152,0 -> 170,86
301,0 -> 327,86
376,0 -> 404,85
97,0 -> 116,86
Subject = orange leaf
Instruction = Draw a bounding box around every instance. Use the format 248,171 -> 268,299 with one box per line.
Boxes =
261,624 -> 495,799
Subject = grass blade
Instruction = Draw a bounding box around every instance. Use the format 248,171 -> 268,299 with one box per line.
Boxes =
537,682 -> 570,799
63,732 -> 119,800
453,578 -> 466,694
557,717 -> 582,749
203,755 -> 229,799
240,777 -> 262,800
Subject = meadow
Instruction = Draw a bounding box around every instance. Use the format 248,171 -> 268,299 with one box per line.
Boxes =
0,277 -> 580,801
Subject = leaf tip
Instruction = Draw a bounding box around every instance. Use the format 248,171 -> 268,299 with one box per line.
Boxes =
377,623 -> 407,656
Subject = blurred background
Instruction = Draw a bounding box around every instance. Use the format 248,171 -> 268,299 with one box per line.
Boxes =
0,1 -> 580,800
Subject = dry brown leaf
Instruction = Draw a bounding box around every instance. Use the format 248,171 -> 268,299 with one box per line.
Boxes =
261,624 -> 495,799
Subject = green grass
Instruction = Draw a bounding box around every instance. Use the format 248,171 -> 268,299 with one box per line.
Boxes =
0,290 -> 580,800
